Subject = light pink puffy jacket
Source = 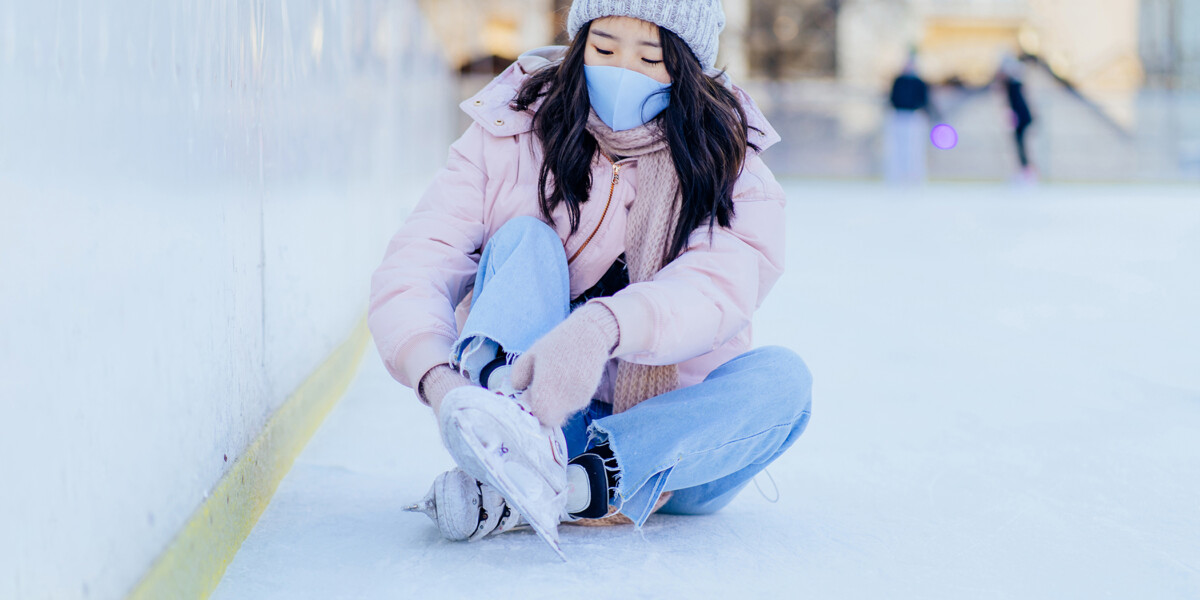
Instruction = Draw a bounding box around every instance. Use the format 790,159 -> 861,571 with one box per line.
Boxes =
369,47 -> 787,396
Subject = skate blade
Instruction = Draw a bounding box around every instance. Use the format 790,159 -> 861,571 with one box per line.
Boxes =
449,419 -> 567,562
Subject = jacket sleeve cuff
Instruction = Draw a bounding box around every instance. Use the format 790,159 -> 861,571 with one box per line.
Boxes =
388,332 -> 457,390
592,291 -> 657,359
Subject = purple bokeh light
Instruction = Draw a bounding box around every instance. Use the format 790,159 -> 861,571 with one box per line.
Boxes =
931,124 -> 958,150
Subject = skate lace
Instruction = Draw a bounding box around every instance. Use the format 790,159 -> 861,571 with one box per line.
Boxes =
753,469 -> 779,503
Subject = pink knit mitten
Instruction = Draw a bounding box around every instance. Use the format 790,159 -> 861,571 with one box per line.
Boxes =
511,303 -> 620,428
418,364 -> 472,413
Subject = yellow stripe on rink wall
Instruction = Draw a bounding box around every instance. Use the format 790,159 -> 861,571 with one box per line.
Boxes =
128,317 -> 371,600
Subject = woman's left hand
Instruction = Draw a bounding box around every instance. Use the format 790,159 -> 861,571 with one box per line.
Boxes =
511,303 -> 620,428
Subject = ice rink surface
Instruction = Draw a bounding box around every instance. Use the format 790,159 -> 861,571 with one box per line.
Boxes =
213,180 -> 1200,599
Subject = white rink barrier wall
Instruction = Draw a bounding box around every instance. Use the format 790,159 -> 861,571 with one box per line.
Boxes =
0,2 -> 453,598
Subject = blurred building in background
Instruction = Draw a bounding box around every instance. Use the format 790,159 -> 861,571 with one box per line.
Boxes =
415,0 -> 1199,181
417,0 -> 556,73
1140,0 -> 1200,89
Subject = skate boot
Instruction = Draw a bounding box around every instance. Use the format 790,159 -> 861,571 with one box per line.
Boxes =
405,453 -> 614,542
438,385 -> 571,559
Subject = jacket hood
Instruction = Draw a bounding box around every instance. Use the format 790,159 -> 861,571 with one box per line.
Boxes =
459,46 -> 781,154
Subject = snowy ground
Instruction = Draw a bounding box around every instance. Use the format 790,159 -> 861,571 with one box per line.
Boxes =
212,181 -> 1200,599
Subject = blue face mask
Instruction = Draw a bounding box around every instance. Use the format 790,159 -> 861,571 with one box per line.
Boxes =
584,64 -> 672,132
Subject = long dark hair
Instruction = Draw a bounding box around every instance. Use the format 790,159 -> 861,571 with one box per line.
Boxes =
512,21 -> 760,264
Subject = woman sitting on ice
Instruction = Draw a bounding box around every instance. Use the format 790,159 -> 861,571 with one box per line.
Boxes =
369,0 -> 812,556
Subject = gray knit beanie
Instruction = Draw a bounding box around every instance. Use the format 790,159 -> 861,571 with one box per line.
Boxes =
567,0 -> 726,69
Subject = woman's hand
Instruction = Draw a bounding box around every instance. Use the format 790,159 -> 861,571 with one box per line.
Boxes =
512,303 -> 620,428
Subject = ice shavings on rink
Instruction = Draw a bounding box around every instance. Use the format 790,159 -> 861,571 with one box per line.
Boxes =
212,181 -> 1200,599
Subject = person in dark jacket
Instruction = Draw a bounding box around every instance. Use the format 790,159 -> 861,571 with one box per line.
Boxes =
1000,55 -> 1036,180
885,54 -> 936,183
890,66 -> 929,113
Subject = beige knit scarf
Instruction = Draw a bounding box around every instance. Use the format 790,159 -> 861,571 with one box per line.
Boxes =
584,111 -> 681,414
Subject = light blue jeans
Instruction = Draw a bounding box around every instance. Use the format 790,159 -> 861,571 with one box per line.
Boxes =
450,216 -> 812,527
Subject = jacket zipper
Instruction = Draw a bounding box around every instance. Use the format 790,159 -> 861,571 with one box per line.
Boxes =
567,157 -> 621,265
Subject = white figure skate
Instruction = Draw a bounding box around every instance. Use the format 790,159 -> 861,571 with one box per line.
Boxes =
438,386 -> 570,560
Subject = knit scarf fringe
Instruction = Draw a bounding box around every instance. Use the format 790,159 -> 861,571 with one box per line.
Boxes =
585,111 -> 681,414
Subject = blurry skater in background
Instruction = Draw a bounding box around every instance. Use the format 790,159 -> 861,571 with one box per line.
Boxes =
999,55 -> 1037,183
369,0 -> 811,556
885,52 -> 937,185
